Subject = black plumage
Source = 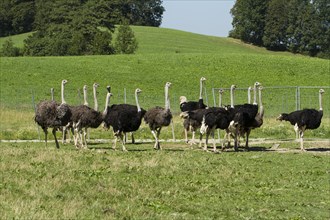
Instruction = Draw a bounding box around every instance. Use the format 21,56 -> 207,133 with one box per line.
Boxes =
144,82 -> 172,150
179,77 -> 207,144
103,88 -> 146,151
276,89 -> 324,151
199,107 -> 235,152
34,80 -> 72,148
229,82 -> 260,151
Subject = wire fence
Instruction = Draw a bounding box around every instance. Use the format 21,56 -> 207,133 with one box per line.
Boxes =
1,86 -> 329,118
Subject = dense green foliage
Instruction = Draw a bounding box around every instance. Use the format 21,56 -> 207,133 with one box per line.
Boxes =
0,0 -> 163,56
230,0 -> 330,58
0,0 -> 164,37
0,38 -> 21,56
115,24 -> 138,54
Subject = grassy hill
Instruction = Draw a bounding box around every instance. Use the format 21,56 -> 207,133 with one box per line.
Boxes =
0,26 -> 329,139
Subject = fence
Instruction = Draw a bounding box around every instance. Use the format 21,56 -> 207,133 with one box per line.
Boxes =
211,86 -> 330,118
1,86 -> 329,118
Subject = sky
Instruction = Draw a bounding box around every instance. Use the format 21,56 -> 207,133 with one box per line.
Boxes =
161,0 -> 236,37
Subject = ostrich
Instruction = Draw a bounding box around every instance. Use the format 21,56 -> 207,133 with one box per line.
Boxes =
231,82 -> 260,150
199,106 -> 234,152
277,89 -> 325,151
236,85 -> 264,149
103,88 -> 146,151
35,79 -> 72,148
144,82 -> 173,150
179,77 -> 207,144
72,90 -> 112,148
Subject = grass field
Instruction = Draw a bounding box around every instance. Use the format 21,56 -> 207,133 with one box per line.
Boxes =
1,142 -> 329,219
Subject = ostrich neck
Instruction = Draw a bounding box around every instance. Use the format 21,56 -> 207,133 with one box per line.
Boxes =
93,86 -> 98,111
199,80 -> 203,99
51,89 -> 54,101
61,83 -> 66,104
219,94 -> 223,107
103,93 -> 111,115
165,86 -> 169,110
319,92 -> 323,111
83,89 -> 88,106
253,84 -> 257,105
259,89 -> 264,117
230,87 -> 235,108
135,91 -> 141,112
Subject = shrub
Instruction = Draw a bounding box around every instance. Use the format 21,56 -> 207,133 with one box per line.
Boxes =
1,38 -> 21,57
115,24 -> 138,54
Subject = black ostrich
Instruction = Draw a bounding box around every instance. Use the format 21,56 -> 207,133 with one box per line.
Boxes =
199,98 -> 236,152
277,89 -> 325,151
227,82 -> 260,151
179,77 -> 207,144
70,86 -> 111,149
180,108 -> 209,148
34,80 -> 72,148
243,86 -> 265,141
103,88 -> 146,151
144,82 -> 173,150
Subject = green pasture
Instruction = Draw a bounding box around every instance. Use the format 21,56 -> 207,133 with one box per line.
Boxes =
1,142 -> 329,219
1,26 -> 329,140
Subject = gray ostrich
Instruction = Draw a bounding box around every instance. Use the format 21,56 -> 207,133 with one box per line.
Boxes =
277,89 -> 325,151
35,80 -> 72,148
103,88 -> 146,151
144,82 -> 173,150
71,87 -> 111,149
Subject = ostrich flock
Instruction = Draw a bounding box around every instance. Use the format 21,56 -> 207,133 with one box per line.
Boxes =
35,78 -> 325,152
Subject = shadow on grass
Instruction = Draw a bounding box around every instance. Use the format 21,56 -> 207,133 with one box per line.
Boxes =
306,148 -> 330,152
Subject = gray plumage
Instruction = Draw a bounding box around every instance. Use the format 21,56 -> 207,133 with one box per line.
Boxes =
144,82 -> 172,150
34,80 -> 71,148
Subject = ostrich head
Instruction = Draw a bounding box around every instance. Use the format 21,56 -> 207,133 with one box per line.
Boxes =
200,77 -> 206,82
83,85 -> 88,91
62,79 -> 68,85
135,88 -> 142,94
93,83 -> 99,89
231,84 -> 237,90
179,96 -> 187,104
319,89 -> 325,94
254,82 -> 261,87
106,85 -> 111,93
276,114 -> 287,121
219,89 -> 224,94
166,82 -> 172,88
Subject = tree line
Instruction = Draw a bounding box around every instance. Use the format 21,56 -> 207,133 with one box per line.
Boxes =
0,0 -> 164,56
230,0 -> 329,58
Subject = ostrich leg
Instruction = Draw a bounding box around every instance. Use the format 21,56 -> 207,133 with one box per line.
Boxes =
151,130 -> 158,149
52,128 -> 60,149
119,132 -> 128,152
43,127 -> 48,146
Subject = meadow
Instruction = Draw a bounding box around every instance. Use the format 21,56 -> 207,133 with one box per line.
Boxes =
1,142 -> 329,219
0,26 -> 329,219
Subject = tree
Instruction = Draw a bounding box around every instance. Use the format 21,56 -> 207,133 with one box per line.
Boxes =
24,0 -> 114,56
263,0 -> 289,51
115,24 -> 138,54
1,38 -> 21,57
230,0 -> 270,46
